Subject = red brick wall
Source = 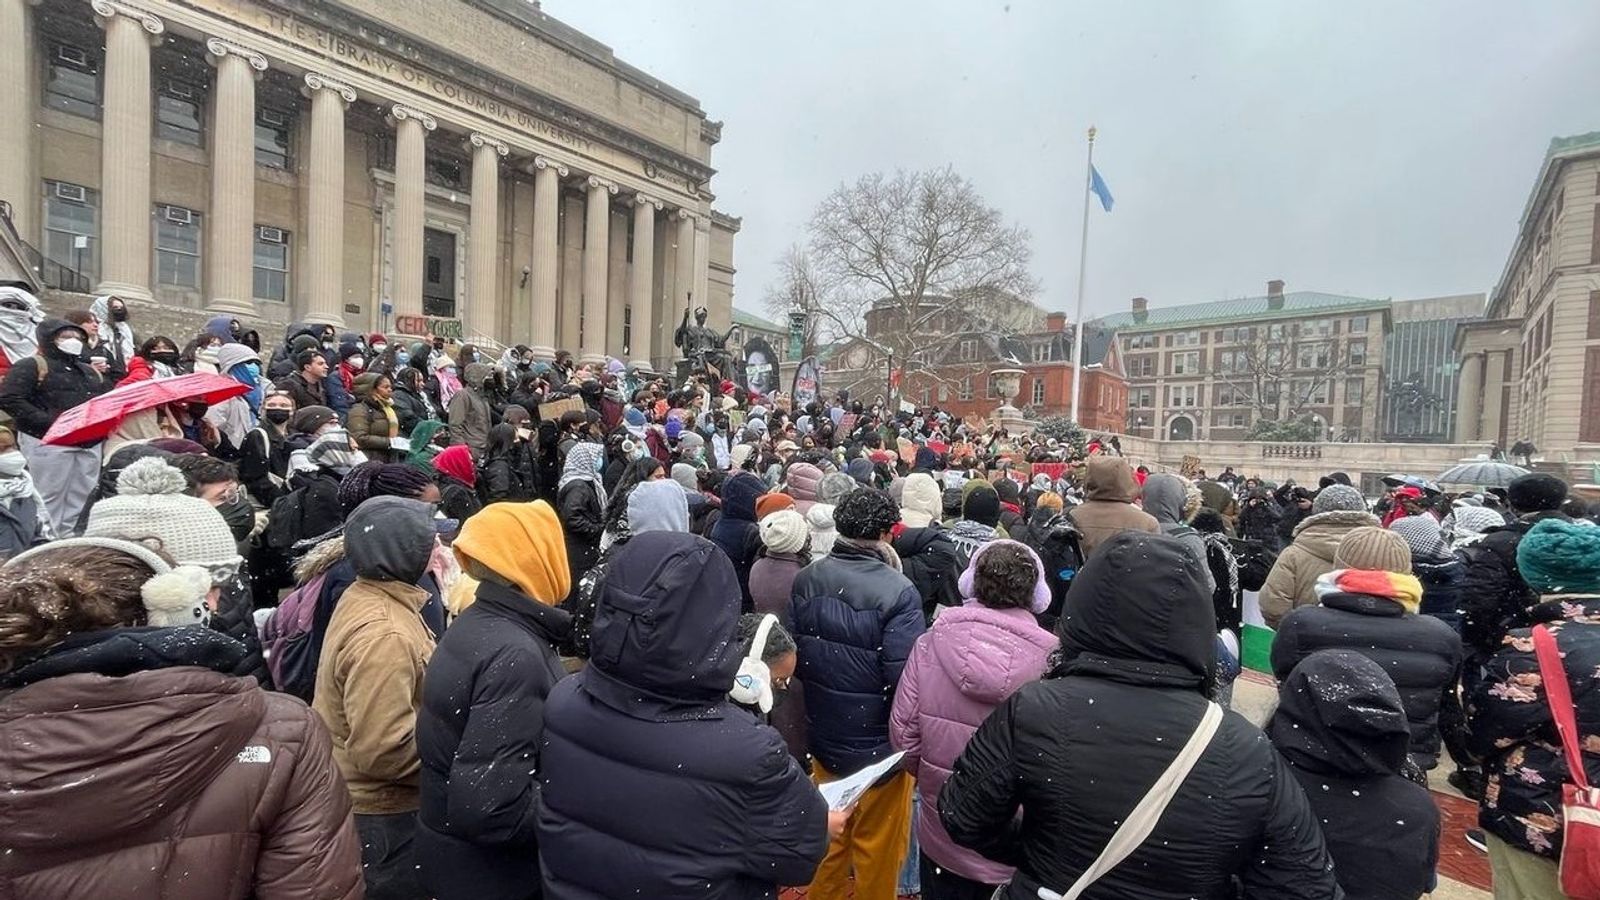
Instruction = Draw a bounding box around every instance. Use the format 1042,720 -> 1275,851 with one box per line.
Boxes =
902,363 -> 1127,432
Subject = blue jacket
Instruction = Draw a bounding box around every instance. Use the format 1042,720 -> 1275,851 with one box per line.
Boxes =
536,532 -> 829,900
708,472 -> 764,610
789,539 -> 925,774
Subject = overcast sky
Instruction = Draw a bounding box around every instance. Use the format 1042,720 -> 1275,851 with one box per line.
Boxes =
545,0 -> 1600,322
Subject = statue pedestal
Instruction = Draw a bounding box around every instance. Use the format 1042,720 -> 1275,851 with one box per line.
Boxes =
990,367 -> 1033,436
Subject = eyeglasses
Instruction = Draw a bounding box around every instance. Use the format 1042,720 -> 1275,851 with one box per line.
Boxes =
207,484 -> 242,506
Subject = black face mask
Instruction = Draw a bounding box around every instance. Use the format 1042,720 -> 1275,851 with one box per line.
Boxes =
264,409 -> 292,425
151,350 -> 178,365
110,308 -> 128,323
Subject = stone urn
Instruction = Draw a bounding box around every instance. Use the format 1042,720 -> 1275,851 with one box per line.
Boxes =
990,367 -> 1032,435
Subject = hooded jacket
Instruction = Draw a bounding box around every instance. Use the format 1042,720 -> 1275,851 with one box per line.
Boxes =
1267,650 -> 1439,900
0,627 -> 363,900
1007,508 -> 1085,624
890,603 -> 1057,884
536,532 -> 830,899
804,501 -> 838,557
939,532 -> 1340,900
1259,509 -> 1381,627
708,471 -> 765,609
1142,474 -> 1216,594
345,371 -> 398,459
900,472 -> 945,529
784,461 -> 824,514
312,497 -> 438,815
1458,510 -> 1572,659
1271,570 -> 1462,770
892,524 -> 963,616
790,538 -> 926,775
1067,456 -> 1159,561
0,318 -> 108,439
448,362 -> 494,455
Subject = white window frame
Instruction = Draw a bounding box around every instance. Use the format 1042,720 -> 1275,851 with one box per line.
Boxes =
154,204 -> 202,290
253,225 -> 289,303
43,180 -> 99,284
958,339 -> 977,362
1031,377 -> 1046,406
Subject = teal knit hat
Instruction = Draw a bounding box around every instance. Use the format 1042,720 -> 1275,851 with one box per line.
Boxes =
1516,519 -> 1600,594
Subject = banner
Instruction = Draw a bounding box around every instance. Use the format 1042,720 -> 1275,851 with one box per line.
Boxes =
741,336 -> 778,396
1031,462 -> 1068,483
791,355 -> 821,408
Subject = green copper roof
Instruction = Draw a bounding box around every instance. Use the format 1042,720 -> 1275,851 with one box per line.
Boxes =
732,307 -> 786,333
1091,290 -> 1388,331
1548,131 -> 1600,157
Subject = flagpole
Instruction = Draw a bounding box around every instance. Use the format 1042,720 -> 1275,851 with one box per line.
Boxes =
1069,125 -> 1096,426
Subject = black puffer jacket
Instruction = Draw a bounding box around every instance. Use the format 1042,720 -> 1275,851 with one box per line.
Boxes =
1008,509 -> 1085,625
0,319 -> 110,439
1268,650 -> 1440,900
1459,511 -> 1570,659
1236,494 -> 1283,551
416,581 -> 571,900
536,532 -> 829,899
940,532 -> 1340,900
892,525 -> 962,617
1468,596 -> 1600,860
1271,583 -> 1462,770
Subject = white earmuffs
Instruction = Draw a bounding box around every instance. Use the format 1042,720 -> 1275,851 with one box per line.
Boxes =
4,536 -> 213,628
729,613 -> 778,713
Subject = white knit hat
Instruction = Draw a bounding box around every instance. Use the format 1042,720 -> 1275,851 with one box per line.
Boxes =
758,508 -> 810,555
4,536 -> 213,627
85,457 -> 243,571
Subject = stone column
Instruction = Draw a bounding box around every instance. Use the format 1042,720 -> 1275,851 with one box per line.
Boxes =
1455,350 -> 1484,443
629,194 -> 661,369
204,38 -> 267,316
1480,349 -> 1507,448
528,156 -> 567,359
0,0 -> 35,239
466,132 -> 507,342
580,175 -> 617,365
92,0 -> 164,302
674,209 -> 696,312
301,72 -> 355,326
390,104 -> 436,319
605,207 -> 627,356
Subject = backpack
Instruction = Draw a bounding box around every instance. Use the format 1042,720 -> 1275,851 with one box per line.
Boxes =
264,483 -> 308,553
258,569 -> 329,700
1230,537 -> 1278,592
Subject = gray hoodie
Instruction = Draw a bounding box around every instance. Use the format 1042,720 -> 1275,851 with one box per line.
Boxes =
1141,474 -> 1215,594
627,479 -> 690,534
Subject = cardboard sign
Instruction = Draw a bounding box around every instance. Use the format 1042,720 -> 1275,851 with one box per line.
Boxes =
1179,454 -> 1203,478
1031,462 -> 1068,483
538,396 -> 584,422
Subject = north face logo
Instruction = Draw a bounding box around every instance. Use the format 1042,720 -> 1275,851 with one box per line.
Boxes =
236,746 -> 272,764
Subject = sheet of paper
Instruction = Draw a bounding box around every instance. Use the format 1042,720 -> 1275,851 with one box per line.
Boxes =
817,751 -> 905,811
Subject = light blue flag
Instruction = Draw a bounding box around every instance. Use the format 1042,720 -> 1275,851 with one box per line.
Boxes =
1090,165 -> 1114,212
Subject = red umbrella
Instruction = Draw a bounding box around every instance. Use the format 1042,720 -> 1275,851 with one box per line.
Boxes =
44,373 -> 250,446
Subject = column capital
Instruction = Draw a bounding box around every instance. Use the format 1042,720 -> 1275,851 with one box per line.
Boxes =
91,0 -> 163,38
586,175 -> 619,195
633,192 -> 664,210
390,104 -> 437,131
302,71 -> 356,104
204,37 -> 268,73
469,131 -> 510,157
532,155 -> 568,177
673,207 -> 698,222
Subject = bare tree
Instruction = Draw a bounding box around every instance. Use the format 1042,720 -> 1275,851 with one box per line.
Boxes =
1214,331 -> 1350,422
802,167 -> 1037,364
760,244 -> 828,359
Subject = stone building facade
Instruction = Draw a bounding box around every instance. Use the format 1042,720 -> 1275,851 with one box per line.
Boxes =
1091,280 -> 1391,442
1458,131 -> 1600,474
1381,293 -> 1483,443
7,0 -> 738,368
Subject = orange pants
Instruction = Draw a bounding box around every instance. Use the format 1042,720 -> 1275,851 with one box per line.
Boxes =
807,762 -> 915,900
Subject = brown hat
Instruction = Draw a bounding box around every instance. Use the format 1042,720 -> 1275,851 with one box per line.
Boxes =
754,492 -> 796,521
1333,526 -> 1413,575
1036,491 -> 1064,512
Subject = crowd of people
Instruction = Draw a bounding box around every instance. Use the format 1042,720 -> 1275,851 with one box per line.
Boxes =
0,287 -> 1598,900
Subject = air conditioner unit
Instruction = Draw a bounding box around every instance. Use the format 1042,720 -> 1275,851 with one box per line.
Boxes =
165,81 -> 194,100
165,206 -> 192,225
54,182 -> 87,203
258,226 -> 285,244
259,108 -> 289,127
55,45 -> 88,67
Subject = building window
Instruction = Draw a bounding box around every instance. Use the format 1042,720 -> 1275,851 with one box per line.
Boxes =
958,376 -> 972,401
253,225 -> 289,302
1126,334 -> 1157,350
958,339 -> 977,361
425,153 -> 466,191
1348,339 -> 1367,366
156,78 -> 204,146
255,107 -> 293,169
1032,377 -> 1046,406
154,204 -> 202,289
1172,350 -> 1201,375
1223,412 -> 1249,428
1295,379 -> 1330,405
43,180 -> 99,284
44,43 -> 99,118
1348,315 -> 1368,334
1217,326 -> 1253,344
1296,342 -> 1332,370
623,305 -> 633,354
1345,377 -> 1365,405
1130,387 -> 1154,408
938,383 -> 949,403
1031,343 -> 1050,363
1173,330 -> 1201,347
1267,323 -> 1285,341
1167,384 -> 1198,407
422,227 -> 457,317
1129,356 -> 1155,377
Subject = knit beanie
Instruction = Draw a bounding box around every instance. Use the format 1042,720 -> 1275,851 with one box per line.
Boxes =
290,405 -> 338,435
1313,484 -> 1366,514
671,463 -> 699,494
759,508 -> 810,555
1507,473 -> 1569,514
1390,514 -> 1449,562
995,478 -> 1021,505
833,488 -> 900,540
962,483 -> 1002,528
1036,491 -> 1064,512
453,500 -> 570,604
1516,518 -> 1600,594
85,457 -> 242,569
1333,526 -> 1413,575
817,471 -> 858,506
914,446 -> 941,472
755,493 -> 795,521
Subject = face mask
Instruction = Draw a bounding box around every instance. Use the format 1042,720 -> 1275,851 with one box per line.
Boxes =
348,356 -> 365,371
244,362 -> 260,379
372,343 -> 387,354
396,351 -> 410,365
264,408 -> 292,425
110,307 -> 128,323
56,337 -> 83,356
322,341 -> 335,350
152,350 -> 178,365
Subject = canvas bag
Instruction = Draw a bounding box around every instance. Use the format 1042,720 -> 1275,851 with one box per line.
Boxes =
1004,701 -> 1224,900
1532,624 -> 1600,899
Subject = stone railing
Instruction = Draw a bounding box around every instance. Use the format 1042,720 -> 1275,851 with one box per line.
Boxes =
1261,443 -> 1323,459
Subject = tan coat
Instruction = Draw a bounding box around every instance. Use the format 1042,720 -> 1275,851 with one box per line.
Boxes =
1258,509 -> 1381,627
1069,456 -> 1160,560
314,576 -> 435,815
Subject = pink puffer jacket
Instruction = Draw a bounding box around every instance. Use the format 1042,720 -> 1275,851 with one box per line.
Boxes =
889,603 -> 1057,884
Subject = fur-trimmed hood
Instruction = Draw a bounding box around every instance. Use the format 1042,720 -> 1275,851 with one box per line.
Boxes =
293,534 -> 346,584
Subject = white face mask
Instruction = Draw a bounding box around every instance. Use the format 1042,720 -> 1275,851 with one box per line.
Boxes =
372,343 -> 387,354
348,355 -> 365,371
56,337 -> 83,357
